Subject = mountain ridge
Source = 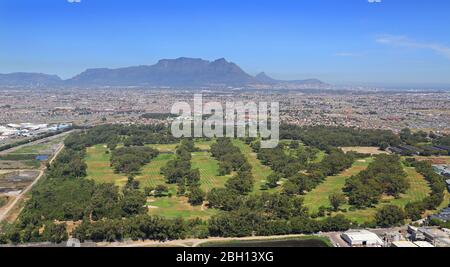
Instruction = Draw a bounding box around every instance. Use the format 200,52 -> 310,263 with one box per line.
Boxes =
0,57 -> 327,88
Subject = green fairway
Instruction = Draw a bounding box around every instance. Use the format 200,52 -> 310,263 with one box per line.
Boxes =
86,142 -> 222,219
303,156 -> 432,224
148,143 -> 179,153
338,165 -> 431,224
195,140 -> 215,151
303,158 -> 373,212
191,151 -> 231,192
232,139 -> 276,193
85,144 -> 127,185
313,150 -> 327,163
388,167 -> 431,207
147,196 -> 218,219
136,153 -> 176,189
281,142 -> 326,164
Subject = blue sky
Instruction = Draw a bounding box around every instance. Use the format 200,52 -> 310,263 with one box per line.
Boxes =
1,0 -> 450,86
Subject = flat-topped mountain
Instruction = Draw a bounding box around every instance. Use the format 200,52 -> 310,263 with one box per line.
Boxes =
0,57 -> 327,88
67,57 -> 255,87
0,72 -> 62,87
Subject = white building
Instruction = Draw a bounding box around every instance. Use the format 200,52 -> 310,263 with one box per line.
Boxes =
341,230 -> 384,247
392,241 -> 418,248
414,241 -> 434,247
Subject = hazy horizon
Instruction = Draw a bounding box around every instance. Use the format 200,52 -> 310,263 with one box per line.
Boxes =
1,0 -> 450,87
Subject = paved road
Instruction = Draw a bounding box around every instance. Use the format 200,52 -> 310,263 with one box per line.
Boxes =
321,232 -> 349,247
0,143 -> 65,223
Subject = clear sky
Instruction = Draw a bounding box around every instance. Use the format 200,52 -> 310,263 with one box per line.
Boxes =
1,0 -> 450,86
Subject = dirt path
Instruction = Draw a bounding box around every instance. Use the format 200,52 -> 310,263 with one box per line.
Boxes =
102,234 -> 330,247
0,143 -> 65,223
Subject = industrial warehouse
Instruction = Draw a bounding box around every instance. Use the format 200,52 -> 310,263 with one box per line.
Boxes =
0,123 -> 71,140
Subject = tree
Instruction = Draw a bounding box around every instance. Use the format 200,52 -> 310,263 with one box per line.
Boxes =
121,190 -> 147,216
320,215 -> 352,232
266,173 -> 281,188
144,186 -> 154,197
125,176 -> 140,191
379,142 -> 389,151
188,186 -> 205,206
154,185 -> 169,197
329,193 -> 346,211
207,188 -> 241,211
0,233 -> 8,244
375,205 -> 406,227
42,223 -> 69,244
226,172 -> 254,195
405,202 -> 426,221
8,229 -> 21,244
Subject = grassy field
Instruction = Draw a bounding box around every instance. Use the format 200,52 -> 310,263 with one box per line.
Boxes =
232,139 -> 275,193
147,196 -> 217,219
194,140 -> 215,151
313,150 -> 327,163
339,166 -> 431,224
0,136 -> 65,171
191,151 -> 231,192
85,144 -> 126,186
303,158 -> 373,212
303,157 -> 433,224
8,135 -> 65,155
85,142 -> 224,219
136,153 -> 176,189
146,143 -> 179,153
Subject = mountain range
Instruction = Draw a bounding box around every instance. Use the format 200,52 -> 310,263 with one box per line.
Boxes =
0,57 -> 327,89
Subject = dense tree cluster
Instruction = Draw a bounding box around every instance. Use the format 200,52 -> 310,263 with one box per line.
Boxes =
257,147 -> 303,179
280,125 -> 401,151
140,113 -> 179,120
211,138 -> 251,175
375,205 -> 406,227
46,149 -> 87,179
344,155 -> 409,208
65,124 -> 177,151
283,150 -> 359,195
399,128 -> 429,145
207,191 -> 352,237
0,126 -> 155,244
161,139 -> 205,205
435,134 -> 450,147
72,215 -> 187,242
210,138 -> 254,195
110,146 -> 159,174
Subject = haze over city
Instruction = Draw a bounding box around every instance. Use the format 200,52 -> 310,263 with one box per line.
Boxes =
1,0 -> 450,252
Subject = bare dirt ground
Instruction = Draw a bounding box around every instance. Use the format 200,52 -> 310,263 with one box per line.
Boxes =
0,143 -> 65,223
341,147 -> 389,155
